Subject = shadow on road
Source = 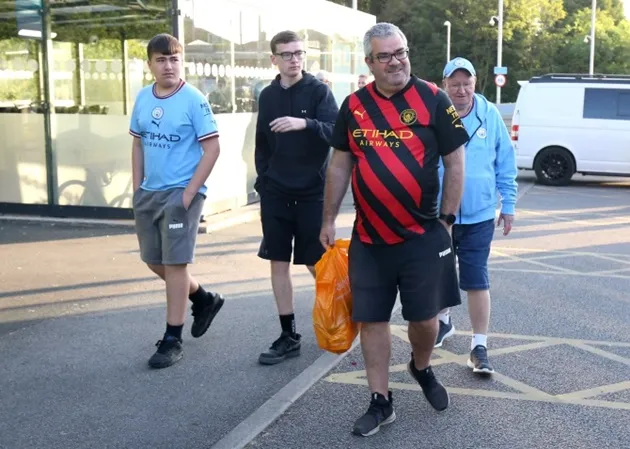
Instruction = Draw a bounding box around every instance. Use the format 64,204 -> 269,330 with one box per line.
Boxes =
0,221 -> 134,245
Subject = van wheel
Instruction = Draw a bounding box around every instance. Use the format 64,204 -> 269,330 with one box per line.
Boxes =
534,147 -> 575,186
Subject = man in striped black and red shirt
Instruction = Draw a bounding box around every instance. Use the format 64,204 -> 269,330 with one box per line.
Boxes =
320,22 -> 468,436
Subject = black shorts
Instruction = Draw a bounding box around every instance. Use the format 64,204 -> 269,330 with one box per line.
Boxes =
348,222 -> 462,323
257,193 -> 325,266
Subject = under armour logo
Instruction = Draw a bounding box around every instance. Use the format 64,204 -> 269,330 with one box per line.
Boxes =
301,109 -> 307,114
353,110 -> 366,119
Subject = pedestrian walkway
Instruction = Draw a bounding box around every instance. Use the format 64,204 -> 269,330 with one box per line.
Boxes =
0,193 -> 356,449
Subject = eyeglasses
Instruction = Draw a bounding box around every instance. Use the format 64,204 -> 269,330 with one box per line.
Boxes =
372,49 -> 409,64
275,50 -> 306,61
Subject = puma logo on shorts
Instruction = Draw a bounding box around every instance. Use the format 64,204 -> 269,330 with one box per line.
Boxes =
133,187 -> 205,265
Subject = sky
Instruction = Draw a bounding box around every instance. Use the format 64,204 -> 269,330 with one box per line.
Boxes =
625,0 -> 630,18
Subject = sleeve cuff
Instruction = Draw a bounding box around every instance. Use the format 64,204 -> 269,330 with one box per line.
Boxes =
501,203 -> 516,215
129,130 -> 141,137
198,131 -> 219,142
305,118 -> 315,130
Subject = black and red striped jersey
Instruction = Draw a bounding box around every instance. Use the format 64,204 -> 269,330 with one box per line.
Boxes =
331,76 -> 469,245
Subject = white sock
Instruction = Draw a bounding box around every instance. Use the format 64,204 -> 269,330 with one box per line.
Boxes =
438,313 -> 450,325
472,334 -> 487,350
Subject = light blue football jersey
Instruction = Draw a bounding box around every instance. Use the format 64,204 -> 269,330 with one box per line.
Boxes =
129,80 -> 218,194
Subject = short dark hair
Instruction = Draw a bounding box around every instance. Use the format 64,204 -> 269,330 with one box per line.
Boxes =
146,33 -> 183,60
270,30 -> 302,54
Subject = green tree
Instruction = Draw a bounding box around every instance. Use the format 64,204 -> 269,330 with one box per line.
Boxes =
357,0 -> 630,102
558,7 -> 630,74
499,0 -> 567,100
378,0 -> 506,95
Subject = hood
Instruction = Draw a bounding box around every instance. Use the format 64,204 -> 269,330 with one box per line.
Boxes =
270,71 -> 320,92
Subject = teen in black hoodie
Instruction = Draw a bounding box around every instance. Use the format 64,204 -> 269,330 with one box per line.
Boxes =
255,31 -> 339,365
254,72 -> 339,199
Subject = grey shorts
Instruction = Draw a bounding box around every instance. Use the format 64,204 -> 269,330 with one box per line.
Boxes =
132,187 -> 205,265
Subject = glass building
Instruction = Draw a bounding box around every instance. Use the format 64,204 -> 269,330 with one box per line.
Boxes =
0,0 -> 375,218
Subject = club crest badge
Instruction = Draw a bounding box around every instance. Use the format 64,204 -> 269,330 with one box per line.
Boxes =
151,107 -> 164,120
399,108 -> 417,125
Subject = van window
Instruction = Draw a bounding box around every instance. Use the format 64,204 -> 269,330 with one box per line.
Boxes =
619,93 -> 630,117
583,88 -> 630,121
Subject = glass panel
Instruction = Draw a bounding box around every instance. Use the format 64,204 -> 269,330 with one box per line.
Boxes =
617,93 -> 630,118
184,0 -> 375,206
0,0 -> 48,204
182,0 -> 262,209
49,0 -> 171,207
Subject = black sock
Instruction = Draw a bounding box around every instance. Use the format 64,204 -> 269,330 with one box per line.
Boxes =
166,323 -> 183,340
279,313 -> 296,335
189,284 -> 210,305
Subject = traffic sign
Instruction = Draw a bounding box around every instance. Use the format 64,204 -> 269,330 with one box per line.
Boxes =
494,66 -> 508,75
495,74 -> 507,87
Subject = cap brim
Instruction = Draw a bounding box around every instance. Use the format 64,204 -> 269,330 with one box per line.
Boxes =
444,67 -> 474,78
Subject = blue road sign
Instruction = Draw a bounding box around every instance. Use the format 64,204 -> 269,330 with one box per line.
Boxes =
494,66 -> 508,75
16,0 -> 43,37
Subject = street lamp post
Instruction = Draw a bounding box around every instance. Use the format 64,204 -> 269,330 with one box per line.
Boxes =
489,13 -> 503,103
444,21 -> 451,63
496,0 -> 504,104
589,0 -> 596,75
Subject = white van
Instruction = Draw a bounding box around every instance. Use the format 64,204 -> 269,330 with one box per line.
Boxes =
511,74 -> 630,185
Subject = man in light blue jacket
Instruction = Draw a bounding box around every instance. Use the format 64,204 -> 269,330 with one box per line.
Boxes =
436,57 -> 518,375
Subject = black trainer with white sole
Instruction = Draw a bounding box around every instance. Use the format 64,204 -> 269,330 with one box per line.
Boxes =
191,292 -> 225,338
408,356 -> 450,411
434,319 -> 455,348
258,332 -> 301,365
148,335 -> 183,369
468,345 -> 495,374
352,391 -> 396,437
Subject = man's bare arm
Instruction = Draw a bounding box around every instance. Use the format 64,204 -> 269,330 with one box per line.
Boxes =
323,150 -> 354,224
440,145 -> 465,215
131,137 -> 144,191
186,137 -> 221,197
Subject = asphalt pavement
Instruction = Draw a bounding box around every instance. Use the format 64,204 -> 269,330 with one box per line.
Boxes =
245,173 -> 630,449
0,192 -> 356,449
2,173 -> 630,449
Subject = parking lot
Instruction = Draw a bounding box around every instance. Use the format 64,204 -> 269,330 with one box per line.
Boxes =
1,173 -> 629,449
245,174 -> 630,449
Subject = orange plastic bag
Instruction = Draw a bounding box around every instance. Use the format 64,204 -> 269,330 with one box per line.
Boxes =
313,238 -> 358,354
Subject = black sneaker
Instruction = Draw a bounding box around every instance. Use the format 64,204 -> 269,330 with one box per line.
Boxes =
468,345 -> 495,374
148,335 -> 183,369
352,391 -> 396,437
190,293 -> 225,338
408,357 -> 449,411
434,319 -> 455,348
258,331 -> 301,365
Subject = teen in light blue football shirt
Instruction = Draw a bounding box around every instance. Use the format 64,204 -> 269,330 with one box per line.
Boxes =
129,79 -> 218,194
129,33 -> 224,370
